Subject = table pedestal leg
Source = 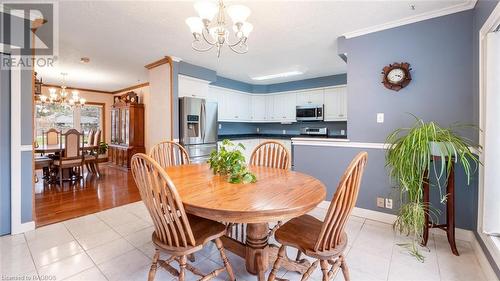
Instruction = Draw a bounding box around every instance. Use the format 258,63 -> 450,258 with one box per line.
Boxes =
245,223 -> 269,280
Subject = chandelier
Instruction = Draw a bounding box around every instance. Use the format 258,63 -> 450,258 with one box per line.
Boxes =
38,73 -> 86,108
186,0 -> 253,57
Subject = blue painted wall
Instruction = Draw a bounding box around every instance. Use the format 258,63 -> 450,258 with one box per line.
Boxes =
345,10 -> 475,143
210,74 -> 347,94
295,10 -> 479,227
0,53 -> 11,235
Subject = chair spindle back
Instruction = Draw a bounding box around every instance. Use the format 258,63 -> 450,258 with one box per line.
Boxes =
131,153 -> 196,248
314,152 -> 368,252
149,141 -> 190,168
249,141 -> 290,169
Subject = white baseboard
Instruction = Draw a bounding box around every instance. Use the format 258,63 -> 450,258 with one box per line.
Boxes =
318,201 -> 498,280
11,221 -> 35,234
472,236 -> 500,281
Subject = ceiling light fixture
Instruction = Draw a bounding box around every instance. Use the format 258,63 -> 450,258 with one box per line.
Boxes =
80,57 -> 90,63
251,71 -> 304,81
38,73 -> 86,108
186,0 -> 253,57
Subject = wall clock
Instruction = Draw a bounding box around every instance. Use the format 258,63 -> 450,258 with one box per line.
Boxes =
381,62 -> 412,91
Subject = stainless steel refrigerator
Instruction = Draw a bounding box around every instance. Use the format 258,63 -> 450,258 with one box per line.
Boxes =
179,97 -> 218,163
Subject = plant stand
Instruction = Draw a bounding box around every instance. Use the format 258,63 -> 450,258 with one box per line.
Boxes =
422,158 -> 459,256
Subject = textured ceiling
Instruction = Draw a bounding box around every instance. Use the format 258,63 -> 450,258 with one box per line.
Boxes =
35,0 -> 470,91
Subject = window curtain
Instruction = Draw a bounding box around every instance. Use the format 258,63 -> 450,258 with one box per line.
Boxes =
484,30 -> 500,235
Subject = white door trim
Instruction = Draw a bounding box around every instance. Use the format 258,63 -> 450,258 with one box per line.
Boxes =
10,58 -> 34,234
478,0 -> 500,270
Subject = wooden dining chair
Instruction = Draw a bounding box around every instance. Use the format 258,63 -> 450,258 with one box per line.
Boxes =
149,141 -> 190,168
53,129 -> 85,186
85,130 -> 102,176
43,128 -> 60,146
130,153 -> 235,281
249,140 -> 290,170
226,141 -> 291,243
268,152 -> 368,281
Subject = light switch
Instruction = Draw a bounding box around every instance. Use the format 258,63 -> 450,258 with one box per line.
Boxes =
377,113 -> 384,123
218,124 -> 222,129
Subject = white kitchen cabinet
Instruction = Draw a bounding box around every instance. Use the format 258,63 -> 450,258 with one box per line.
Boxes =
324,86 -> 347,121
251,95 -> 268,122
178,75 -> 210,99
271,93 -> 296,123
296,89 -> 324,106
210,86 -> 251,122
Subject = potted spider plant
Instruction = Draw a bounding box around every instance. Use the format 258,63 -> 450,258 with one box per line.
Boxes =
385,116 -> 480,261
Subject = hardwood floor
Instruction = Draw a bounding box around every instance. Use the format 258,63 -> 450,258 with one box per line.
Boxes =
34,163 -> 141,227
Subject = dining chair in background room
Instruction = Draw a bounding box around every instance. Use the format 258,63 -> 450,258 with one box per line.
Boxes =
85,129 -> 103,176
267,152 -> 368,281
43,128 -> 60,146
84,129 -> 95,172
225,140 -> 291,243
41,128 -> 61,158
53,129 -> 85,186
149,140 -> 190,168
130,154 -> 235,281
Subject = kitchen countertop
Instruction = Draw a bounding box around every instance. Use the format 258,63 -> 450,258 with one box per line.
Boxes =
218,134 -> 348,141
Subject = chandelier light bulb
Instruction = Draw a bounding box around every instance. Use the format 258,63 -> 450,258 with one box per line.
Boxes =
194,1 -> 218,21
79,98 -> 86,105
72,90 -> 79,100
241,22 -> 253,37
227,4 -> 251,24
186,17 -> 204,34
40,95 -> 48,103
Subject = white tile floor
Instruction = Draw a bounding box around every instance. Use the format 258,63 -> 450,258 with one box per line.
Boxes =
0,202 -> 488,281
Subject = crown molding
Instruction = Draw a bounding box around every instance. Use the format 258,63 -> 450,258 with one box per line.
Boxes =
112,82 -> 150,94
342,0 -> 477,39
42,84 -> 114,94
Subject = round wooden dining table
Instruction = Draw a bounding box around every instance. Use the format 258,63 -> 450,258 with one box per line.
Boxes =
165,163 -> 326,280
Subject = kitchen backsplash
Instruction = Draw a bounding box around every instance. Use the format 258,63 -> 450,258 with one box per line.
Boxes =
218,121 -> 347,136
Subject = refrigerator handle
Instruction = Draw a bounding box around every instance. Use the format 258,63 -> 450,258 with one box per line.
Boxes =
200,101 -> 206,142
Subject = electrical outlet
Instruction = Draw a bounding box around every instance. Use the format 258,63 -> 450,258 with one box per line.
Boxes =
376,197 -> 385,208
341,129 -> 345,135
377,113 -> 384,123
282,129 -> 286,135
256,127 -> 260,133
385,198 -> 393,209
218,124 -> 222,129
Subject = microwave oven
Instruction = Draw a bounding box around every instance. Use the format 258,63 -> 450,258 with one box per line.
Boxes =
296,105 -> 323,121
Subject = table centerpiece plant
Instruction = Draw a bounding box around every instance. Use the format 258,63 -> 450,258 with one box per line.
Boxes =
385,115 -> 480,261
208,139 -> 257,184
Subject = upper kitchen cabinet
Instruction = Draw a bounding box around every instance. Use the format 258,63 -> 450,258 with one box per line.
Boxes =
251,95 -> 271,122
209,86 -> 251,122
178,75 -> 211,100
296,89 -> 324,105
324,86 -> 347,121
271,93 -> 296,123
